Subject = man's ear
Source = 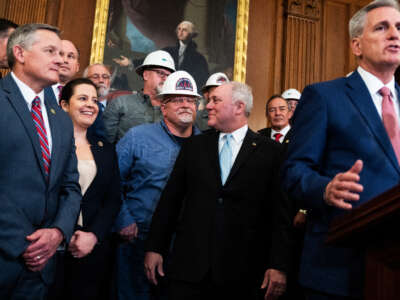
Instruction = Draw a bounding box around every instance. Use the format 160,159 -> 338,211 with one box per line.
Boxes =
142,70 -> 150,81
351,37 -> 362,57
13,45 -> 25,64
235,100 -> 246,115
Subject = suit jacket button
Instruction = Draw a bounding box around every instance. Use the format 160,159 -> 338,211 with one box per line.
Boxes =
217,198 -> 223,205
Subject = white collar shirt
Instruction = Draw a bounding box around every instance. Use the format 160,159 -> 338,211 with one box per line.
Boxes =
11,72 -> 53,152
51,83 -> 63,103
219,124 -> 248,167
357,66 -> 399,121
271,125 -> 291,143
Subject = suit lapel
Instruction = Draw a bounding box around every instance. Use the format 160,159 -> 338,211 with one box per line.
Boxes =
225,129 -> 260,185
44,87 -> 62,185
346,71 -> 400,174
1,74 -> 47,179
83,135 -> 103,196
206,131 -> 223,186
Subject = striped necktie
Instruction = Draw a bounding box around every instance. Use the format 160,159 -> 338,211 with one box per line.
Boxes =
31,96 -> 51,178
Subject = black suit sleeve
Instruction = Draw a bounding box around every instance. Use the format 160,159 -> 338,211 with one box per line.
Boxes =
269,149 -> 295,274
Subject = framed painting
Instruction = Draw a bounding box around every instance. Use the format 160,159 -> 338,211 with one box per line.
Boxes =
90,0 -> 249,91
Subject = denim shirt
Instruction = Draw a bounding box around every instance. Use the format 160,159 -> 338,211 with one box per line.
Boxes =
115,120 -> 200,237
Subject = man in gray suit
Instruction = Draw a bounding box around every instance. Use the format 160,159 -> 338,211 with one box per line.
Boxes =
0,23 -> 81,300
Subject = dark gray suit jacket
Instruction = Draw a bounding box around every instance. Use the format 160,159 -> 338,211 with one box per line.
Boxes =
0,74 -> 81,290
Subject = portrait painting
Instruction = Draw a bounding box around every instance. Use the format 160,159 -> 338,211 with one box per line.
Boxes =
91,0 -> 249,92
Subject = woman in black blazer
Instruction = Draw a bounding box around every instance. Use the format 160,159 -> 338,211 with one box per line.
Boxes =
51,78 -> 121,300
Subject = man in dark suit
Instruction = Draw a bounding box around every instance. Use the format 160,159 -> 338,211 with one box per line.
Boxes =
163,21 -> 209,89
0,23 -> 81,299
258,94 -> 292,146
144,81 -> 293,300
282,0 -> 400,299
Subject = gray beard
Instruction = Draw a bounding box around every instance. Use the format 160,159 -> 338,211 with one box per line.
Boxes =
98,86 -> 109,97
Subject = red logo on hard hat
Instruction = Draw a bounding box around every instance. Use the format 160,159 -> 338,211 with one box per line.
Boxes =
217,76 -> 227,83
176,78 -> 193,91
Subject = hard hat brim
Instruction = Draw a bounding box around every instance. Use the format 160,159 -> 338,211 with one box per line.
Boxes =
156,90 -> 201,98
135,64 -> 176,77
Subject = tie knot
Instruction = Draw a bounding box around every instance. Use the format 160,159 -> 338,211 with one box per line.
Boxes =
32,96 -> 40,106
224,134 -> 233,142
274,132 -> 283,142
380,86 -> 391,97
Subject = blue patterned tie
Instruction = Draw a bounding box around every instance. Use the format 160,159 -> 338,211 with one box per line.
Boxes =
219,134 -> 233,185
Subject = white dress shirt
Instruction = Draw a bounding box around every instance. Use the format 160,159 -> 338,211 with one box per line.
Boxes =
51,83 -> 63,103
358,66 -> 400,121
219,124 -> 248,168
271,125 -> 291,143
11,72 -> 53,152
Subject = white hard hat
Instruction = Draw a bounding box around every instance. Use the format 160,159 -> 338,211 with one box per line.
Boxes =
201,72 -> 229,92
281,88 -> 301,101
136,50 -> 176,76
157,71 -> 201,98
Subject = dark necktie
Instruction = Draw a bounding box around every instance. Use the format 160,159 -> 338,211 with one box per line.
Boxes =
31,96 -> 51,178
274,132 -> 283,143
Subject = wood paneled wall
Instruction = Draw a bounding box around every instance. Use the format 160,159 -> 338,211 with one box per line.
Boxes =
0,0 -> 96,78
247,0 -> 368,130
1,0 -> 371,129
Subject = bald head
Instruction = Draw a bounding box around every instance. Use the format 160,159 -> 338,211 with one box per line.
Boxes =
59,39 -> 80,84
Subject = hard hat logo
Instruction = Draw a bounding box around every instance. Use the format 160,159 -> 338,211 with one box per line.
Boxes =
176,78 -> 194,92
216,76 -> 227,83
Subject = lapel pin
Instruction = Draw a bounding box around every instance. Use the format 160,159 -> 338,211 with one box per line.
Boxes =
97,141 -> 104,147
252,142 -> 257,147
285,139 -> 289,143
50,108 -> 56,115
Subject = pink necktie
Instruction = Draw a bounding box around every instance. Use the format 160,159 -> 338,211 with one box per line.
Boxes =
380,86 -> 400,164
274,133 -> 283,142
31,97 -> 51,178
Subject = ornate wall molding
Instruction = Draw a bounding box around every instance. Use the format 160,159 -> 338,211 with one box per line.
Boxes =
287,0 -> 321,20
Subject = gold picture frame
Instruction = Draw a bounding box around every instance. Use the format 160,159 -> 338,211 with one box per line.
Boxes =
89,0 -> 249,83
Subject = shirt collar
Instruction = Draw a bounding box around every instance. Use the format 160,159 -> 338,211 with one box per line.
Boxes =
271,124 -> 291,137
179,40 -> 187,51
219,124 -> 248,144
11,72 -> 45,106
358,66 -> 396,98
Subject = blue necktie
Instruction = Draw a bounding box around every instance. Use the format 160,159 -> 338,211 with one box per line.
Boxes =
219,134 -> 233,185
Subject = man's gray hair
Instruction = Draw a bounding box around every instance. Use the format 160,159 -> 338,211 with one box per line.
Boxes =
230,81 -> 253,116
349,0 -> 400,39
176,21 -> 198,38
7,23 -> 60,69
82,63 -> 111,78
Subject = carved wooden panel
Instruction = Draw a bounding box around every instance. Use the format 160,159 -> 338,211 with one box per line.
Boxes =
1,0 -> 48,26
283,14 -> 320,90
282,0 -> 321,92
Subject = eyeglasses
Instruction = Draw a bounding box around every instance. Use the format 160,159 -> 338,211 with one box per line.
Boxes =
149,69 -> 170,79
89,74 -> 111,80
166,97 -> 197,105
